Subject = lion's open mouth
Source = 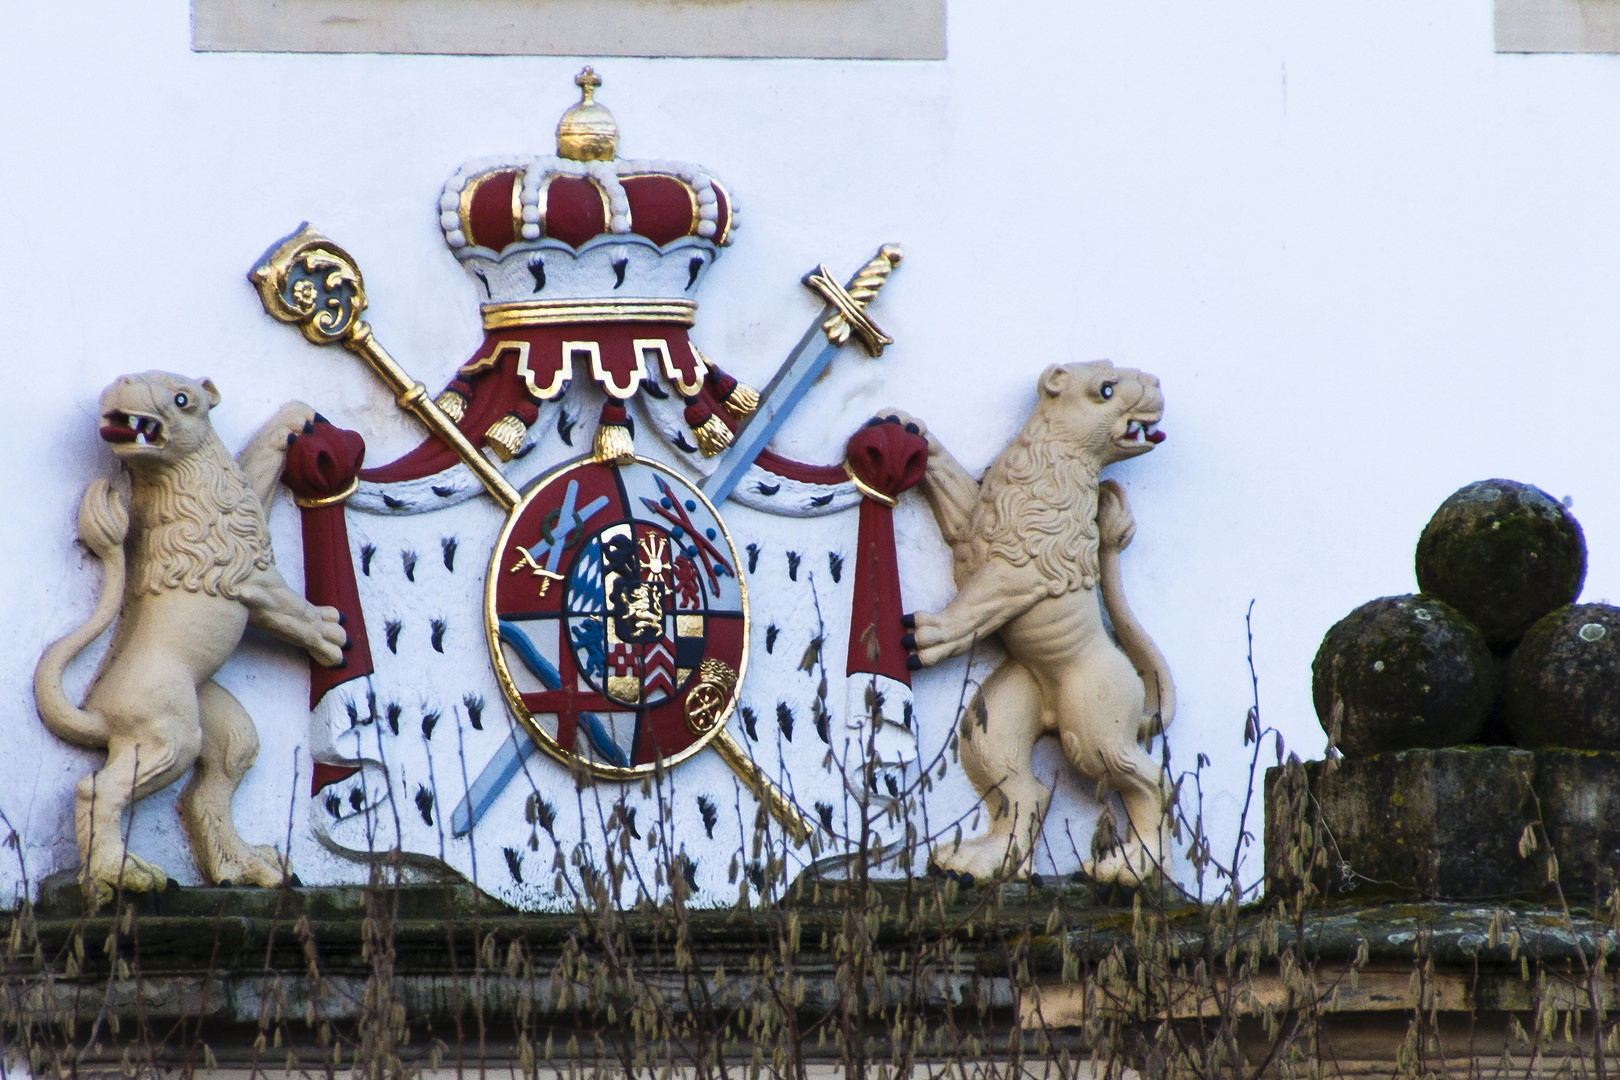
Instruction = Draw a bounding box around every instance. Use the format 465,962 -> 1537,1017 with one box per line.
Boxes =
1119,418 -> 1166,447
101,411 -> 167,448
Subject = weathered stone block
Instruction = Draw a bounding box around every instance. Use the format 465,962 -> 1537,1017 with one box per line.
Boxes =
1265,746 -> 1620,899
1530,748 -> 1620,893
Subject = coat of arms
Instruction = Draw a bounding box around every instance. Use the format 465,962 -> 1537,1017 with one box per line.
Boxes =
36,68 -> 1175,910
245,69 -> 926,907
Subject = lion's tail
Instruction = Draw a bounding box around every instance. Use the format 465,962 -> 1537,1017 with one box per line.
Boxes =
1099,545 -> 1176,740
34,479 -> 127,749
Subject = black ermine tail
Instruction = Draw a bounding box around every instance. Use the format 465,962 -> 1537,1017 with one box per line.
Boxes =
34,479 -> 126,748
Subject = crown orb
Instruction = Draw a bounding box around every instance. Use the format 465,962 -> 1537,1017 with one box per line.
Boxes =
557,66 -> 619,162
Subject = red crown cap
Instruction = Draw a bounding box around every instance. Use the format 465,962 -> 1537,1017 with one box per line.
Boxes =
441,71 -> 735,255
445,164 -> 733,253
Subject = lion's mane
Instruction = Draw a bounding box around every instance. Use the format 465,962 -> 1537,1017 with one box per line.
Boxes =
127,434 -> 271,601
960,408 -> 1100,596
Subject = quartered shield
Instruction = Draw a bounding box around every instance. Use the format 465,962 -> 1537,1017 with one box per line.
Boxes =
488,456 -> 747,776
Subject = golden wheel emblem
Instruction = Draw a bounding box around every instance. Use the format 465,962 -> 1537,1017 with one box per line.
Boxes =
684,659 -> 740,735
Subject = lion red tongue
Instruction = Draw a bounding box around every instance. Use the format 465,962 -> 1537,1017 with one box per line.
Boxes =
100,425 -> 138,443
1147,429 -> 1166,444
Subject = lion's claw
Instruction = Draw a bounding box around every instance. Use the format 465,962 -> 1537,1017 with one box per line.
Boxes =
1082,844 -> 1156,888
265,401 -> 317,443
309,604 -> 348,667
84,852 -> 170,909
875,407 -> 928,440
209,844 -> 289,889
930,833 -> 1028,882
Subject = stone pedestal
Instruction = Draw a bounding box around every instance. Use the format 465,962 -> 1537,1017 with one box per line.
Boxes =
1265,746 -> 1620,899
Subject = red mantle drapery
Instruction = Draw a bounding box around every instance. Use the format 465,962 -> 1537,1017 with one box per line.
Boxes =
843,417 -> 930,697
283,420 -> 372,795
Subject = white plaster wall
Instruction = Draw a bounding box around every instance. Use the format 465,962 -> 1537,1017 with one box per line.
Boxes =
3,0 -> 1619,899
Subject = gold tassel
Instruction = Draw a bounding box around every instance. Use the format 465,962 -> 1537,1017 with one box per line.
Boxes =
721,380 -> 759,421
691,413 -> 734,457
593,422 -> 636,465
433,389 -> 468,424
483,413 -> 526,461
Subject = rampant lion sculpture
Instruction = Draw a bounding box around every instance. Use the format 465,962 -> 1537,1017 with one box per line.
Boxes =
34,372 -> 349,905
896,360 -> 1175,885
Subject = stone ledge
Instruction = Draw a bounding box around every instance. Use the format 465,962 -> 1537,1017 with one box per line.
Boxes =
5,884 -> 1614,1072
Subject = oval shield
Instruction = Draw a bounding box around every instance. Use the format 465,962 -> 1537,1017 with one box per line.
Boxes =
487,456 -> 748,777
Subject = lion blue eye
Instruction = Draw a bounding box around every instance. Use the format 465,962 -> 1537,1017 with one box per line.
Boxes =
174,392 -> 189,407
1100,383 -> 1115,400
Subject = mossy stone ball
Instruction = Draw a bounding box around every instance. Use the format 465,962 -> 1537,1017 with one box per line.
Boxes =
1415,479 -> 1586,647
1312,595 -> 1497,757
1506,604 -> 1620,750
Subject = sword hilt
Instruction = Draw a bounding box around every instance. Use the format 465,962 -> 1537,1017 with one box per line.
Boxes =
804,243 -> 903,357
249,224 -> 519,511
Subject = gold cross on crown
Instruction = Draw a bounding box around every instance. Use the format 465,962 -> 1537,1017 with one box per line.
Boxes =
575,67 -> 602,101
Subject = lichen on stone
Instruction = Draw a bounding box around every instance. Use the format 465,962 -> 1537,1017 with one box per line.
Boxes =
1415,479 -> 1586,647
1312,594 -> 1496,757
1507,602 -> 1620,750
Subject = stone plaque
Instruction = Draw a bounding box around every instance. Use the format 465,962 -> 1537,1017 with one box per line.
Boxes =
192,0 -> 947,59
1497,0 -> 1620,53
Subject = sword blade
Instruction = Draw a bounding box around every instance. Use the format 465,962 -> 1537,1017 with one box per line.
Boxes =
699,317 -> 839,505
453,620 -> 626,836
450,729 -> 541,838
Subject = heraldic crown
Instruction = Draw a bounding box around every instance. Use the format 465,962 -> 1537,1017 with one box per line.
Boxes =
428,68 -> 753,466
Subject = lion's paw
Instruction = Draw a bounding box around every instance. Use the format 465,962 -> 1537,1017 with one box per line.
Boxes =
930,834 -> 1028,884
900,609 -> 951,669
308,605 -> 349,668
212,844 -> 290,888
873,407 -> 928,439
1081,844 -> 1158,888
84,851 -> 170,908
268,401 -> 318,444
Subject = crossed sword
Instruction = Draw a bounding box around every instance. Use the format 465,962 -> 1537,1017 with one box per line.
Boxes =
251,225 -> 903,847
